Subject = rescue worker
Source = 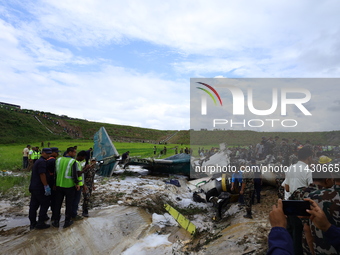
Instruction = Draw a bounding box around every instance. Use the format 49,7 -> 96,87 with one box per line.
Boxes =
121,151 -> 130,165
82,158 -> 97,217
273,136 -> 280,159
264,137 -> 274,157
32,146 -> 40,163
85,148 -> 93,165
290,139 -> 298,155
28,148 -> 52,230
71,150 -> 87,221
308,159 -> 340,255
240,165 -> 255,219
46,147 -> 60,221
275,170 -> 285,199
231,167 -> 244,205
53,147 -> 80,228
251,159 -> 262,204
280,139 -> 291,167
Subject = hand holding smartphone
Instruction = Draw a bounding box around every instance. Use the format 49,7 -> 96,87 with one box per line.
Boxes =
282,200 -> 311,216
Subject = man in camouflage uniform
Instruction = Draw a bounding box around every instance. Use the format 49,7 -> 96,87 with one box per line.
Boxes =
290,139 -> 298,155
240,166 -> 254,219
82,158 -> 98,217
275,170 -> 285,199
280,139 -> 291,167
333,145 -> 340,158
273,136 -> 281,160
289,172 -> 334,255
265,137 -> 275,157
304,140 -> 314,153
309,159 -> 340,255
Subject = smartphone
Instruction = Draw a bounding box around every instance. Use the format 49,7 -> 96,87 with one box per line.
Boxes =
282,200 -> 310,216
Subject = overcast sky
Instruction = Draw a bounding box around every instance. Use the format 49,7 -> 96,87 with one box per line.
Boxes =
1,1 -> 340,131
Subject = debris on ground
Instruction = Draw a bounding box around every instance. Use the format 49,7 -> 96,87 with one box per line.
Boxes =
0,166 -> 276,254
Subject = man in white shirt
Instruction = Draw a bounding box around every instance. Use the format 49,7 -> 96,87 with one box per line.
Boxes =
255,141 -> 264,159
283,146 -> 313,200
22,145 -> 31,170
282,146 -> 314,253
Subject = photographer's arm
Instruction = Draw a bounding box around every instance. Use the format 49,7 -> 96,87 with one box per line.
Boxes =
267,199 -> 294,255
305,198 -> 340,250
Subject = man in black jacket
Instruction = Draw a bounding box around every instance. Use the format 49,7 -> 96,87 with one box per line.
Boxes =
28,148 -> 52,230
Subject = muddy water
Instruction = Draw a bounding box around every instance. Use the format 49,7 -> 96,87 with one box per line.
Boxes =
0,216 -> 28,230
0,206 -> 170,255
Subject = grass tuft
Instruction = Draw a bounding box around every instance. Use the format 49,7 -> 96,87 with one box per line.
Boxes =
0,173 -> 31,197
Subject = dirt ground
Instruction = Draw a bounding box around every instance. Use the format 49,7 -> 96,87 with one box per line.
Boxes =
0,171 -> 278,254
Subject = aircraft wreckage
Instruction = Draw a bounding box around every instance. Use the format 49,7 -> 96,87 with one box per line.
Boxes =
93,128 -> 277,220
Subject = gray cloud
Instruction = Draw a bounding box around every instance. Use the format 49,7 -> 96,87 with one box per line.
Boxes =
1,1 -> 340,130
328,100 -> 340,111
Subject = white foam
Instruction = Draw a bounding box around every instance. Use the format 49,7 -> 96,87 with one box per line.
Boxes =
152,213 -> 178,228
121,234 -> 172,255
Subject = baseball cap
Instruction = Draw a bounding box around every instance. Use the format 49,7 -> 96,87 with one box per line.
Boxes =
51,147 -> 60,153
42,148 -> 52,154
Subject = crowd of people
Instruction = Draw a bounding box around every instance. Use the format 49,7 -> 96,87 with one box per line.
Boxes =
28,146 -> 97,229
229,137 -> 339,164
224,137 -> 340,255
22,145 -> 43,171
277,147 -> 340,255
198,147 -> 219,157
153,145 -> 193,156
35,113 -> 81,138
24,137 -> 340,254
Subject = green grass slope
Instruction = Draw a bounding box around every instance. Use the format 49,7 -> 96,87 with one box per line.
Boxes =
0,108 -> 180,144
0,109 -> 60,143
1,108 -> 339,146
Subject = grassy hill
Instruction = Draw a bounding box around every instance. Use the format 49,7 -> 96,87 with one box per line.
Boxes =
0,107 -> 339,146
0,108 -> 179,144
0,109 -> 60,143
